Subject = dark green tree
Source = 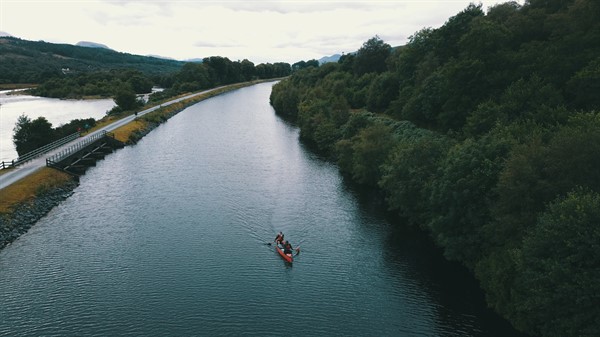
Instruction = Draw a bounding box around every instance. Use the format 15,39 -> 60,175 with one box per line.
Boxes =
379,134 -> 452,226
347,123 -> 396,187
367,72 -> 399,113
13,114 -> 54,156
353,36 -> 392,75
513,188 -> 600,336
428,132 -> 513,268
113,84 -> 141,112
240,59 -> 255,81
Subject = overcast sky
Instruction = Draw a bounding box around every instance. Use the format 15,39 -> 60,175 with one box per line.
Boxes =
1,0 -> 520,64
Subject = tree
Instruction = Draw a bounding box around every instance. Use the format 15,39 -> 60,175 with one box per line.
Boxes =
292,59 -> 319,72
566,57 -> 600,110
113,84 -> 141,112
367,72 -> 399,113
128,74 -> 153,94
13,114 -> 54,156
240,59 -> 255,81
348,123 -> 396,187
428,133 -> 513,268
513,188 -> 600,336
353,36 -> 392,75
379,134 -> 452,226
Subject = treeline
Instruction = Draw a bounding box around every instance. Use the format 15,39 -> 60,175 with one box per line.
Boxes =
27,56 -> 291,103
269,1 -> 600,336
30,69 -> 154,99
148,56 -> 290,102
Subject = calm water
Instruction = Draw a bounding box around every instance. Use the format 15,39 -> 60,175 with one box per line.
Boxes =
0,90 -> 114,162
0,83 -> 521,336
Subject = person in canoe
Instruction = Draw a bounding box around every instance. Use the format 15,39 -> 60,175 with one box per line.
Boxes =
282,240 -> 293,256
274,232 -> 284,245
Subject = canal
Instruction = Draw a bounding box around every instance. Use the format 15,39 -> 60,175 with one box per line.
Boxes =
0,82 -> 521,336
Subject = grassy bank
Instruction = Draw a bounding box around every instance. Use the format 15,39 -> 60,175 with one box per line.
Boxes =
0,168 -> 73,214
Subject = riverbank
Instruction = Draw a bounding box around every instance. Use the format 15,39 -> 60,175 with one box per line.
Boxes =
0,168 -> 76,250
0,83 -> 36,91
0,79 -> 277,251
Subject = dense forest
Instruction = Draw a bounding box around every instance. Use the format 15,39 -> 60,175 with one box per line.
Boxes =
269,1 -> 600,336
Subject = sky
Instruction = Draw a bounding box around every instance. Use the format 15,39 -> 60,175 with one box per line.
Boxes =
1,0 -> 520,64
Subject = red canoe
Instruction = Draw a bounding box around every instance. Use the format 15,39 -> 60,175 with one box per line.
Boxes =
275,243 -> 293,263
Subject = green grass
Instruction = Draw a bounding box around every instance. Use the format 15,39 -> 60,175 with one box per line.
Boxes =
0,168 -> 73,214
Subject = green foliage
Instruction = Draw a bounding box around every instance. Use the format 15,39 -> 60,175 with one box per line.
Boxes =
464,75 -> 566,136
367,72 -> 399,113
54,118 -> 95,138
292,59 -> 319,72
513,188 -> 600,336
428,133 -> 513,268
30,69 -> 154,98
11,114 -> 96,157
270,80 -> 301,120
297,96 -> 347,155
491,113 -> 600,250
353,36 -> 392,75
347,123 -> 396,187
379,133 -> 452,226
268,2 -> 600,335
13,114 -> 54,156
113,84 -> 143,112
566,57 -> 600,110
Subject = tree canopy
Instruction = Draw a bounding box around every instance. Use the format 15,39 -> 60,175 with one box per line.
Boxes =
269,1 -> 600,336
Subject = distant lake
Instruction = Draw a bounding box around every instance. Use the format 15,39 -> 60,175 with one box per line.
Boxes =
0,89 -> 115,162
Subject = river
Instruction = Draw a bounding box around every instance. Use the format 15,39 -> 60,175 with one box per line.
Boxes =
0,82 -> 522,336
0,90 -> 114,162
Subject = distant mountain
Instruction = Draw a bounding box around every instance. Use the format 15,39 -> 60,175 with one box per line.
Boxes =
0,31 -> 12,37
319,54 -> 341,64
76,41 -> 111,49
147,54 -> 177,61
184,58 -> 204,63
0,36 -> 185,84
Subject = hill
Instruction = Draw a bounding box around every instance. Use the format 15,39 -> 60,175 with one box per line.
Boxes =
75,41 -> 111,49
0,36 -> 185,84
318,54 -> 341,64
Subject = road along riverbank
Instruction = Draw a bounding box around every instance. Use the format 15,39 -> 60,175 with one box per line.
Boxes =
0,80 -> 277,250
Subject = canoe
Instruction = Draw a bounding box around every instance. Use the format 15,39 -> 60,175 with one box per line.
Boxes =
275,243 -> 293,263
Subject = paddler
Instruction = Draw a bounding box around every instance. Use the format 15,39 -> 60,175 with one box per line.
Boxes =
274,232 -> 284,245
283,240 -> 293,255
